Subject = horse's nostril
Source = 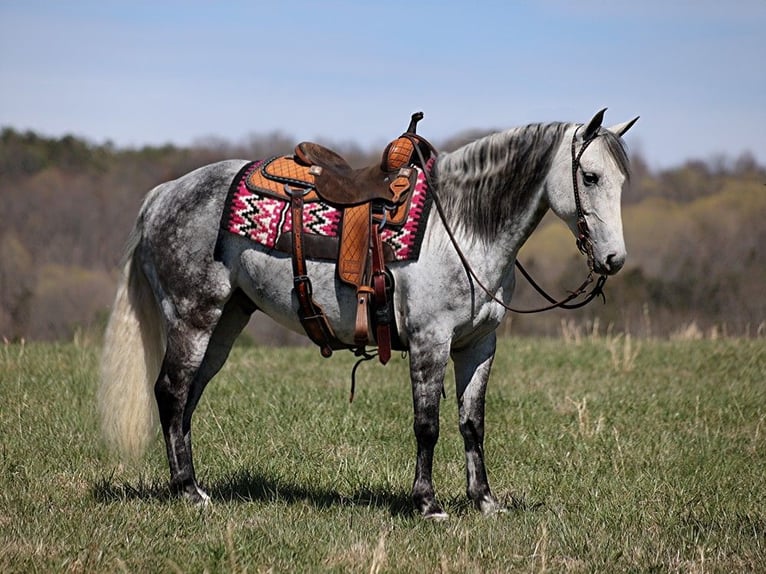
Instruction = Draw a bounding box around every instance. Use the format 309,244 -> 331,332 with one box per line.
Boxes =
606,253 -> 625,272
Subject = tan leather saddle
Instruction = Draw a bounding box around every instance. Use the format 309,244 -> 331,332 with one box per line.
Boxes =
245,112 -> 434,362
246,141 -> 418,282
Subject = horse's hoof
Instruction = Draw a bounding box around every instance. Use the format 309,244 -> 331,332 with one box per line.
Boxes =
191,490 -> 211,506
418,500 -> 449,520
175,482 -> 211,505
478,497 -> 507,516
424,509 -> 449,521
187,486 -> 211,506
480,502 -> 507,516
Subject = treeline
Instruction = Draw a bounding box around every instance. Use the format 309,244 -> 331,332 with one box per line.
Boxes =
1,127 -> 764,342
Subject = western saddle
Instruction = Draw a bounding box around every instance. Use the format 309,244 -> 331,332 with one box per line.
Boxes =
245,112 -> 434,363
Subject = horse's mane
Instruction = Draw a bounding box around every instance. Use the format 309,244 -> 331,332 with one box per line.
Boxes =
434,122 -> 630,242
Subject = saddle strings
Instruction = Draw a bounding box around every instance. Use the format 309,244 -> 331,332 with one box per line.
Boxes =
405,130 -> 608,315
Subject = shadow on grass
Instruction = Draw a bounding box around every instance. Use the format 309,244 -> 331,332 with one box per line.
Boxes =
209,468 -> 414,517
92,468 -> 414,517
92,473 -> 173,503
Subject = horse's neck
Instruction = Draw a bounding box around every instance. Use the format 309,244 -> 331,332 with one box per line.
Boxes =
432,125 -> 567,278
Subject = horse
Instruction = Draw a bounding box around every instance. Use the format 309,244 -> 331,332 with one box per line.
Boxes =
98,109 -> 638,519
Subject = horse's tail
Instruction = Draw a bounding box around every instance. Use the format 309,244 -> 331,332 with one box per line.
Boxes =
98,220 -> 165,461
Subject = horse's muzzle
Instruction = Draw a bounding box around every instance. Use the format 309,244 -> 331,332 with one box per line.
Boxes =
596,252 -> 626,275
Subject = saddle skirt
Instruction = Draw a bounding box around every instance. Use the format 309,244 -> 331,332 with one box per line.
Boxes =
222,156 -> 434,266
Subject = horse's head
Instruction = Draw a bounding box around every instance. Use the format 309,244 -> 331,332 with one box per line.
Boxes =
547,109 -> 638,276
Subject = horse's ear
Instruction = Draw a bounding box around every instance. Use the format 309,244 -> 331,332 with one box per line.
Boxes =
583,108 -> 607,140
607,116 -> 640,138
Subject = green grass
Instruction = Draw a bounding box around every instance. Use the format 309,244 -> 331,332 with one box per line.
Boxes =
1,337 -> 765,572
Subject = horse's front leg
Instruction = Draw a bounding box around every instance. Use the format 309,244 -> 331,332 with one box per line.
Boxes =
452,332 -> 504,514
409,340 -> 451,519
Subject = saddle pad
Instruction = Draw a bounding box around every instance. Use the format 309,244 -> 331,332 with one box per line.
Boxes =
221,158 -> 434,262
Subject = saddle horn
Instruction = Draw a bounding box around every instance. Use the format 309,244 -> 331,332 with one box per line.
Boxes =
406,111 -> 424,134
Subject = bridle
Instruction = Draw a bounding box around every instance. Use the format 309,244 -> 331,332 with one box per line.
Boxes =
571,126 -> 599,272
408,125 -> 608,315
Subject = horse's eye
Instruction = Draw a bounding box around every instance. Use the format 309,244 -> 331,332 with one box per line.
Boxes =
582,171 -> 599,187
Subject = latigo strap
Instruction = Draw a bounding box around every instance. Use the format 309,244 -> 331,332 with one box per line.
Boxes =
370,220 -> 392,364
288,185 -> 338,357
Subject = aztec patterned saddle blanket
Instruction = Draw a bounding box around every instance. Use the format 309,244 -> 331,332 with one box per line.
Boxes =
222,155 -> 433,268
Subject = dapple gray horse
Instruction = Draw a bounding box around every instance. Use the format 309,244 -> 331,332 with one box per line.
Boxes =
99,109 -> 637,519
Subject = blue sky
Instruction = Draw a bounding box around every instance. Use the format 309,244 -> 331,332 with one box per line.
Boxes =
1,1 -> 764,169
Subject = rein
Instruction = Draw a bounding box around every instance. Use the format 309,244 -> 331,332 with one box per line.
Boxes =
406,128 -> 608,315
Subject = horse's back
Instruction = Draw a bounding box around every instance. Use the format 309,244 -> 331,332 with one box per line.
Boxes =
138,159 -> 249,251
140,160 -> 249,228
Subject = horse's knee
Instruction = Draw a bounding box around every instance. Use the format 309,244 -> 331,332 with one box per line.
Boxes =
413,420 -> 439,448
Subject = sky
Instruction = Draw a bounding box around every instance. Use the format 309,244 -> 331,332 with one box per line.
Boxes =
1,1 -> 764,170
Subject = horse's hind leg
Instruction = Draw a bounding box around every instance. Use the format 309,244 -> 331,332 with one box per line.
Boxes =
452,332 -> 504,514
184,291 -> 256,421
155,291 -> 255,502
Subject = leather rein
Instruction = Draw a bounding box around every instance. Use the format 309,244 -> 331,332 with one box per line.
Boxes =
406,127 -> 608,315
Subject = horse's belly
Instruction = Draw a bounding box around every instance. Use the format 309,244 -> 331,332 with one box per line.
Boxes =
235,244 -> 362,344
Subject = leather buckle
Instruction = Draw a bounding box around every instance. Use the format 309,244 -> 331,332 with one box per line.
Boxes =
293,274 -> 313,296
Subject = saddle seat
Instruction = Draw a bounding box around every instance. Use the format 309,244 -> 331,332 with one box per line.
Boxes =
294,139 -> 416,206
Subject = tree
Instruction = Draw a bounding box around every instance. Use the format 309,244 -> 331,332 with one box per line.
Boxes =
0,233 -> 35,339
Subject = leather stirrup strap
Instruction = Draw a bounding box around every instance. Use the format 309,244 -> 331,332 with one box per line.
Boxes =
354,286 -> 373,347
288,185 -> 337,358
370,222 -> 391,365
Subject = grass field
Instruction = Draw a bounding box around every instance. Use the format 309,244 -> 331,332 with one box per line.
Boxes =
1,337 -> 765,572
